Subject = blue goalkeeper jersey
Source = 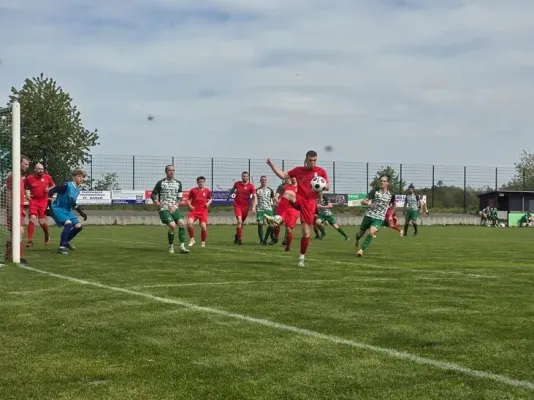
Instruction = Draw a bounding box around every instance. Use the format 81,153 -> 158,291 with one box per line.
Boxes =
49,181 -> 80,211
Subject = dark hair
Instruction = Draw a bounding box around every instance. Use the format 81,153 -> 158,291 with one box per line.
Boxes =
305,150 -> 317,159
165,165 -> 174,172
260,175 -> 267,179
21,154 -> 29,162
197,176 -> 205,182
242,171 -> 249,175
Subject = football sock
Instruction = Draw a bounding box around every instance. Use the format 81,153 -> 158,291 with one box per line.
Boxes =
264,226 -> 272,240
413,223 -> 418,234
187,226 -> 195,238
318,224 -> 326,236
201,228 -> 207,242
237,227 -> 243,240
60,224 -> 72,246
313,225 -> 320,237
258,224 -> 264,241
40,222 -> 49,239
362,234 -> 373,250
168,231 -> 175,245
178,227 -> 186,244
336,226 -> 347,238
274,226 -> 280,240
286,231 -> 293,249
300,236 -> 310,255
28,221 -> 35,241
403,224 -> 409,235
67,226 -> 82,242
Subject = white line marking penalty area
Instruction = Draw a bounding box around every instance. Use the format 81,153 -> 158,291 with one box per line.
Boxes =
19,264 -> 534,391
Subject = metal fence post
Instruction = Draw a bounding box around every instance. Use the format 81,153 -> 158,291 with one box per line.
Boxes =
90,154 -> 93,189
172,156 -> 174,166
523,168 -> 526,190
132,155 -> 135,190
332,161 -> 336,194
211,158 -> 214,191
248,159 -> 251,175
366,162 -> 369,191
431,165 -> 435,208
463,166 -> 467,213
399,163 -> 403,192
282,160 -> 285,171
494,167 -> 498,190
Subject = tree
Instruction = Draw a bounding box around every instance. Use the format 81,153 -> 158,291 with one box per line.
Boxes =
93,173 -> 120,190
370,166 -> 406,194
6,73 -> 99,182
503,150 -> 534,190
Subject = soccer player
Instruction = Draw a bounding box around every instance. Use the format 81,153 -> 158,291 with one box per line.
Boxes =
519,210 -> 533,227
4,155 -> 30,264
270,178 -> 288,245
151,165 -> 189,254
47,169 -> 88,255
315,194 -> 349,240
25,162 -> 55,247
186,176 -> 212,248
384,205 -> 403,236
355,174 -> 395,257
264,178 -> 299,251
227,171 -> 257,245
255,175 -> 275,244
403,184 -> 421,237
266,150 -> 329,267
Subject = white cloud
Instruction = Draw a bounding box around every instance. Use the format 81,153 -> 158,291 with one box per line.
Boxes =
1,0 -> 532,190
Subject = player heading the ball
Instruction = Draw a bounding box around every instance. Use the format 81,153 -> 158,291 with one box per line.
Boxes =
266,150 -> 329,267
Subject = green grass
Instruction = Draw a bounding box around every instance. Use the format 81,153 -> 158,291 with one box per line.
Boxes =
1,225 -> 533,399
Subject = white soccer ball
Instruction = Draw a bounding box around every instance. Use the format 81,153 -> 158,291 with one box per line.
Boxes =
311,176 -> 327,192
498,222 -> 506,228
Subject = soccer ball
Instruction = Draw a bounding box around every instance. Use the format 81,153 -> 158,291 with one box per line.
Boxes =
311,176 -> 327,192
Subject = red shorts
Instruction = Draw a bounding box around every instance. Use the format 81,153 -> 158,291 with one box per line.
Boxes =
234,204 -> 249,220
281,208 -> 299,229
385,210 -> 397,226
297,197 -> 317,225
29,201 -> 48,219
187,211 -> 208,224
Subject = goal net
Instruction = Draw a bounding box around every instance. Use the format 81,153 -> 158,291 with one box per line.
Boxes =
0,102 -> 22,264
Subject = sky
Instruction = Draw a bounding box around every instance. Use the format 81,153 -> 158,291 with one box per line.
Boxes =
0,0 -> 532,191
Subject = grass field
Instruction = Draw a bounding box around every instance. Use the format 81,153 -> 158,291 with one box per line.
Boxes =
1,225 -> 533,399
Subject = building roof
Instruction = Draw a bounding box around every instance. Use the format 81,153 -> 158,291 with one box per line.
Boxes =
477,190 -> 534,197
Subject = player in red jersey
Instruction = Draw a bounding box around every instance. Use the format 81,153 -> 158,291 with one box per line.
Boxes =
227,171 -> 257,245
264,177 -> 299,252
25,163 -> 55,247
267,150 -> 329,266
4,155 -> 31,264
186,176 -> 212,248
383,205 -> 403,236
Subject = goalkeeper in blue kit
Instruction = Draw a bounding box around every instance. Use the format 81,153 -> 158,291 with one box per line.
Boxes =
47,169 -> 88,255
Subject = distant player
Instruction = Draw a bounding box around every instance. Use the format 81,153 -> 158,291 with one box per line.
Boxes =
150,165 -> 189,254
384,205 -> 403,236
267,150 -> 329,267
255,176 -> 274,244
403,184 -> 421,236
227,171 -> 257,245
186,176 -> 212,248
355,175 -> 395,257
3,155 -> 30,264
25,163 -> 55,247
47,169 -> 88,255
315,194 -> 348,240
519,210 -> 533,227
264,177 -> 299,251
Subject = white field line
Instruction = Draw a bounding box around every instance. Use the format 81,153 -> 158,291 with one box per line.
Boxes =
19,264 -> 534,391
87,237 -> 496,279
130,275 -> 471,289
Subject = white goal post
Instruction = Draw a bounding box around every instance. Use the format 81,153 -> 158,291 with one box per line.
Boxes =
11,101 -> 21,264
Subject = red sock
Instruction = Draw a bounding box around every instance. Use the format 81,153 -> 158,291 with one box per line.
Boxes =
285,231 -> 293,250
187,226 -> 195,238
274,226 -> 280,240
201,228 -> 207,242
237,226 -> 243,240
300,236 -> 310,255
40,223 -> 49,238
28,221 -> 35,241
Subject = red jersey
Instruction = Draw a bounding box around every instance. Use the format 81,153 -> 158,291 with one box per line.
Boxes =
6,172 -> 25,211
288,166 -> 328,200
232,181 -> 256,207
188,187 -> 211,213
25,173 -> 55,203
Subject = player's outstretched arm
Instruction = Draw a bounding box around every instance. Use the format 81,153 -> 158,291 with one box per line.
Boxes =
266,158 -> 289,180
226,183 -> 236,201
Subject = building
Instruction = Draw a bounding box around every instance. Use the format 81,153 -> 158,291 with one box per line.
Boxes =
477,190 -> 534,226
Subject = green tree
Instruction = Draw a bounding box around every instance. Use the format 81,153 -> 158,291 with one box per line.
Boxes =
93,172 -> 120,190
6,73 -> 99,182
503,150 -> 534,190
370,166 -> 406,194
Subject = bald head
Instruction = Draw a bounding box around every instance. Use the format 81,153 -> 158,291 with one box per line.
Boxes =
34,163 -> 44,176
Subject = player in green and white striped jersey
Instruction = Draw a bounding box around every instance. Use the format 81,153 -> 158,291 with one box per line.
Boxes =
315,194 -> 348,240
150,165 -> 189,254
403,184 -> 421,236
355,174 -> 395,257
255,176 -> 275,244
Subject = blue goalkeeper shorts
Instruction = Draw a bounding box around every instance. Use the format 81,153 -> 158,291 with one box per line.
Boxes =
50,206 -> 79,227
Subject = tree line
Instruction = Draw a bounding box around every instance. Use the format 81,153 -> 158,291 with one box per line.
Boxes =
2,73 -> 533,209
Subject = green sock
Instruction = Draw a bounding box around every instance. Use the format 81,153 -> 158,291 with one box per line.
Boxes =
178,227 -> 185,244
318,225 -> 326,236
265,226 -> 272,240
258,224 -> 264,241
362,234 -> 373,250
337,227 -> 347,238
168,231 -> 175,245
404,224 -> 409,234
413,223 -> 418,234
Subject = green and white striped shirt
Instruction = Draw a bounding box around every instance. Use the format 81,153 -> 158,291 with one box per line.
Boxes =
256,186 -> 274,211
405,193 -> 419,210
151,178 -> 183,211
317,195 -> 332,216
365,189 -> 395,220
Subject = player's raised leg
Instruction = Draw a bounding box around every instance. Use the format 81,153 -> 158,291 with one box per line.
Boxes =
187,214 -> 197,247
